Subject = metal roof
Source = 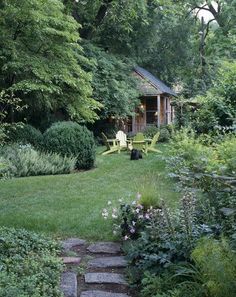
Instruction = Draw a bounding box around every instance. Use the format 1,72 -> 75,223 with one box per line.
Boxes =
134,66 -> 177,96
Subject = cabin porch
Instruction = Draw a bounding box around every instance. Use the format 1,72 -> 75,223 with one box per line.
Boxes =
126,95 -> 175,134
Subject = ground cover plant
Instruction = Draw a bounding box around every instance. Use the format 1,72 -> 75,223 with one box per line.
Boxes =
0,144 -> 180,240
0,227 -> 63,297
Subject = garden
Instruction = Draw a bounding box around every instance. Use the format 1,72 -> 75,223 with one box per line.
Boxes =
0,0 -> 236,297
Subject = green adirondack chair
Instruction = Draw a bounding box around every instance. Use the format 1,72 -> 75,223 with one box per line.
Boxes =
146,132 -> 161,153
132,132 -> 148,154
101,132 -> 121,155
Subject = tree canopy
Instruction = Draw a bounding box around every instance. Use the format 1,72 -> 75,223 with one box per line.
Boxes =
0,0 -> 101,124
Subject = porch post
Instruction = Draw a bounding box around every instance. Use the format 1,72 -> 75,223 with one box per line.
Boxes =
164,97 -> 167,125
157,95 -> 161,128
132,114 -> 135,134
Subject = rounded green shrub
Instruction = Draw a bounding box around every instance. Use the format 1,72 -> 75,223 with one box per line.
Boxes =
159,127 -> 171,142
43,121 -> 96,169
143,125 -> 159,138
7,124 -> 43,148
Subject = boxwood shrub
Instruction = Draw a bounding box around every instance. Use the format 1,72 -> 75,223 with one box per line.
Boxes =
7,124 -> 43,148
43,121 -> 96,169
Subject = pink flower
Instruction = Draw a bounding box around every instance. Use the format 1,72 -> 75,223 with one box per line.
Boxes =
124,235 -> 129,240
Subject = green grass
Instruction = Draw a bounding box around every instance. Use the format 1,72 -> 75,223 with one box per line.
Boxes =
0,144 -> 180,240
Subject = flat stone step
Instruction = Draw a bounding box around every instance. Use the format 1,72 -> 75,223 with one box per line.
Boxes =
60,272 -> 77,297
61,257 -> 81,265
88,256 -> 127,268
80,291 -> 130,297
87,242 -> 121,254
61,238 -> 86,252
85,273 -> 127,285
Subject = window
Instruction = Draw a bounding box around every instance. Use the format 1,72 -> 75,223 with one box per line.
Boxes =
146,98 -> 158,125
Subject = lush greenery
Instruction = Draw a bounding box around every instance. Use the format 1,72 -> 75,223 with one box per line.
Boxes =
0,0 -> 100,125
0,144 -> 76,178
7,124 -> 43,148
0,144 -> 180,239
0,227 -> 63,297
106,130 -> 236,297
43,121 -> 96,170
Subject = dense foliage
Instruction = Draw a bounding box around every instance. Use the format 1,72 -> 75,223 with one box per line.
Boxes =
0,0 -> 100,124
83,43 -> 139,119
7,124 -> 43,148
104,130 -> 236,297
0,144 -> 76,178
0,227 -> 63,297
43,121 -> 96,170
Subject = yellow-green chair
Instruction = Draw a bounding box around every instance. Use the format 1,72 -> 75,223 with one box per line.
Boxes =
101,132 -> 120,155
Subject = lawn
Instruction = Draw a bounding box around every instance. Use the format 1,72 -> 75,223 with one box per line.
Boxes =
0,144 -> 180,240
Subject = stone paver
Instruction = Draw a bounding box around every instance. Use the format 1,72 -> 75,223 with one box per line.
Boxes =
60,272 -> 77,297
61,238 -> 86,252
87,242 -> 121,254
80,291 -> 130,297
88,256 -> 127,268
85,273 -> 127,285
61,257 -> 81,264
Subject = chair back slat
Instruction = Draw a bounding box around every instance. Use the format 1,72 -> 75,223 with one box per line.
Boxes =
116,130 -> 127,147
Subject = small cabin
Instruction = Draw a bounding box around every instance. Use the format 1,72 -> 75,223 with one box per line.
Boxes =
126,66 -> 177,134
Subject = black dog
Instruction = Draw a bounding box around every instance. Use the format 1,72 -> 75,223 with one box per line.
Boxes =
130,149 -> 142,160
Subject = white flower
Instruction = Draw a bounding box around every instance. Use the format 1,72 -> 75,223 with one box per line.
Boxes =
113,230 -> 117,235
112,214 -> 118,219
130,227 -> 135,234
136,192 -> 141,200
118,198 -> 123,203
145,214 -> 150,219
135,208 -> 140,214
138,214 -> 144,219
132,200 -> 136,205
132,221 -> 136,226
124,235 -> 129,240
112,208 -> 117,213
108,201 -> 112,205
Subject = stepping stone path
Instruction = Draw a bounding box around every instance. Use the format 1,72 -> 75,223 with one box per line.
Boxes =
60,238 -> 132,297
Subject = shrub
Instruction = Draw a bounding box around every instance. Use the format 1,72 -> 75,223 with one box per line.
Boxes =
143,125 -> 172,142
191,238 -> 236,297
0,145 -> 76,178
43,121 -> 96,169
0,227 -> 63,297
143,126 -> 159,138
7,124 -> 43,148
159,127 -> 171,142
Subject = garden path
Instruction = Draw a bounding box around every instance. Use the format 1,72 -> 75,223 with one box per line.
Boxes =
60,238 -> 133,297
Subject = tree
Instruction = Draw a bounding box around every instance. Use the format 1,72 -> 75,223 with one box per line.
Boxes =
83,43 -> 139,119
0,0 -> 101,124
